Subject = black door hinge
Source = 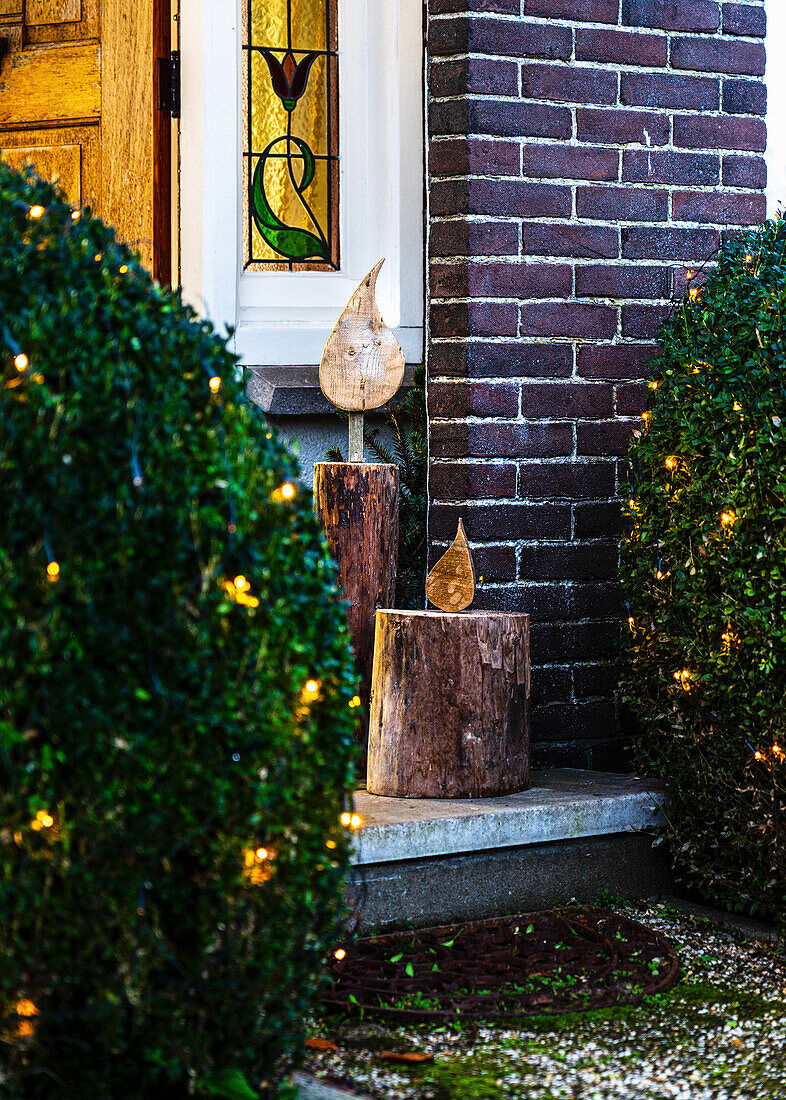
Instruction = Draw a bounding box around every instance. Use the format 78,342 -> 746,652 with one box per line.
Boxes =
157,50 -> 181,119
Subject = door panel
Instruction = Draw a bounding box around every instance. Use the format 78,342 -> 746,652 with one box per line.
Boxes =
26,0 -> 82,27
0,125 -> 100,208
0,0 -> 168,278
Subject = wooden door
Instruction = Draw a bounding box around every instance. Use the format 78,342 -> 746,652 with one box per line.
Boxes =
0,0 -> 171,283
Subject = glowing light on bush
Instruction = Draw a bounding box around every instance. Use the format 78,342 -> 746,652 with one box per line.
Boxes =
29,205 -> 45,219
349,814 -> 362,830
664,456 -> 679,471
46,562 -> 60,582
209,376 -> 222,394
340,812 -> 352,827
333,948 -> 347,961
348,695 -> 361,709
720,511 -> 737,527
14,353 -> 28,372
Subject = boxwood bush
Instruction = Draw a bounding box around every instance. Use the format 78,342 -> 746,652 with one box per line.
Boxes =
621,219 -> 786,922
0,162 -> 359,1096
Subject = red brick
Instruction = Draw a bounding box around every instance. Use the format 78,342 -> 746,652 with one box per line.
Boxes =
431,503 -> 571,540
672,190 -> 766,225
429,342 -> 574,379
430,179 -> 570,218
576,186 -> 668,222
521,143 -> 619,181
620,71 -> 719,110
621,303 -> 673,339
430,219 -> 520,258
576,264 -> 670,300
429,462 -> 517,500
622,225 -> 719,260
430,421 -> 574,458
428,381 -> 520,418
519,544 -> 620,581
430,57 -> 519,98
615,382 -> 651,415
575,28 -> 668,67
577,420 -> 639,455
673,114 -> 766,151
522,0 -> 619,21
520,63 -> 617,105
430,301 -> 519,337
574,662 -> 620,699
722,2 -> 766,37
430,99 -> 571,140
520,303 -> 617,340
429,16 -> 572,59
622,0 -> 720,32
574,502 -> 624,538
722,155 -> 766,188
577,109 -> 670,147
430,261 -> 573,299
431,0 -> 521,10
520,382 -> 615,418
468,180 -> 572,218
671,35 -> 765,76
623,149 -> 719,185
430,137 -> 521,178
518,461 -> 616,499
521,223 -> 619,259
573,582 -> 623,618
722,79 -> 767,116
578,344 -> 658,380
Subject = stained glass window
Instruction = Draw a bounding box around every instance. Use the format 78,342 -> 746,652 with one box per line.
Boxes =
243,0 -> 339,272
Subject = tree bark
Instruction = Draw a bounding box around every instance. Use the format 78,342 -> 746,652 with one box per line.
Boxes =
313,463 -> 399,744
368,610 -> 530,799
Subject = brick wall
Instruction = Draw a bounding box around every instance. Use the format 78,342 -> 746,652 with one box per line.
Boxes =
426,0 -> 767,768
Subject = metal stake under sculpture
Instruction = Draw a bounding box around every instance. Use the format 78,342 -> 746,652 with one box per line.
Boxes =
314,260 -> 403,758
368,520 -> 532,799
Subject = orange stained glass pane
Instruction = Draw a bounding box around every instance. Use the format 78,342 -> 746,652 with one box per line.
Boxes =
243,0 -> 339,271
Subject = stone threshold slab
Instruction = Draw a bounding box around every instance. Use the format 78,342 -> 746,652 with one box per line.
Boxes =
351,768 -> 667,866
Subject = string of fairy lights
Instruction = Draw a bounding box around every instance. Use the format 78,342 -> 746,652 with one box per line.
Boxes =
1,198 -> 365,1040
625,258 -> 785,785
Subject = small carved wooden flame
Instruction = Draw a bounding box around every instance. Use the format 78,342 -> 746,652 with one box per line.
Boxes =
425,519 -> 476,613
319,258 -> 405,413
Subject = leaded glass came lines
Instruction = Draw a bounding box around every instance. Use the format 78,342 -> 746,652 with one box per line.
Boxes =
243,0 -> 339,271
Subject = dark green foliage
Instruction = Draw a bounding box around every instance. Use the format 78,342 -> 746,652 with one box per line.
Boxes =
327,365 -> 427,609
0,163 -> 358,1096
621,219 -> 786,922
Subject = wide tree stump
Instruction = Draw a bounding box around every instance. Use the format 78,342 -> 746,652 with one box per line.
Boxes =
313,463 -> 399,738
367,610 -> 530,799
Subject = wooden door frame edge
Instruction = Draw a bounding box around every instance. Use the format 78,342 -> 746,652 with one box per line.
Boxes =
153,0 -> 172,287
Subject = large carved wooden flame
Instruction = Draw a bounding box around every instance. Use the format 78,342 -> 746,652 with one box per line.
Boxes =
425,519 -> 476,613
320,259 -> 405,414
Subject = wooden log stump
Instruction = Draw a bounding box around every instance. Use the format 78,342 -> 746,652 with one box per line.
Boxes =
367,610 -> 530,799
313,463 -> 399,737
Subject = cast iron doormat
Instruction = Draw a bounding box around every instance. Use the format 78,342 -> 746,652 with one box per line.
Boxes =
325,907 -> 680,1022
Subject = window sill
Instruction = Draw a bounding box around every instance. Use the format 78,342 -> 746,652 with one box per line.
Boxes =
246,364 -> 417,417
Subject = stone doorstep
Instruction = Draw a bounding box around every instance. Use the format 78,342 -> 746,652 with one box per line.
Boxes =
351,768 -> 668,867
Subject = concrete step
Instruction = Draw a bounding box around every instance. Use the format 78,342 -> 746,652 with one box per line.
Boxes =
347,769 -> 672,930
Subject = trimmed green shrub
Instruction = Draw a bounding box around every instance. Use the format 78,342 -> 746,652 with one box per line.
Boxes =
0,162 -> 359,1096
621,219 -> 786,922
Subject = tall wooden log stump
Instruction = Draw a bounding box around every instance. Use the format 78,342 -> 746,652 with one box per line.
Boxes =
314,462 -> 399,737
367,610 -> 530,799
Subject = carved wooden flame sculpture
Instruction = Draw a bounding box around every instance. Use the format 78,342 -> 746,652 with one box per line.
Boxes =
320,259 -> 405,412
320,259 -> 405,461
425,519 -> 476,613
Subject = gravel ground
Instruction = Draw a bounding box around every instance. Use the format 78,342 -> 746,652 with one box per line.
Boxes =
303,901 -> 786,1100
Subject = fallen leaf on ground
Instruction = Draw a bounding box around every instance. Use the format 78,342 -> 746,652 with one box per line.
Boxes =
378,1051 -> 434,1064
305,1037 -> 339,1051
